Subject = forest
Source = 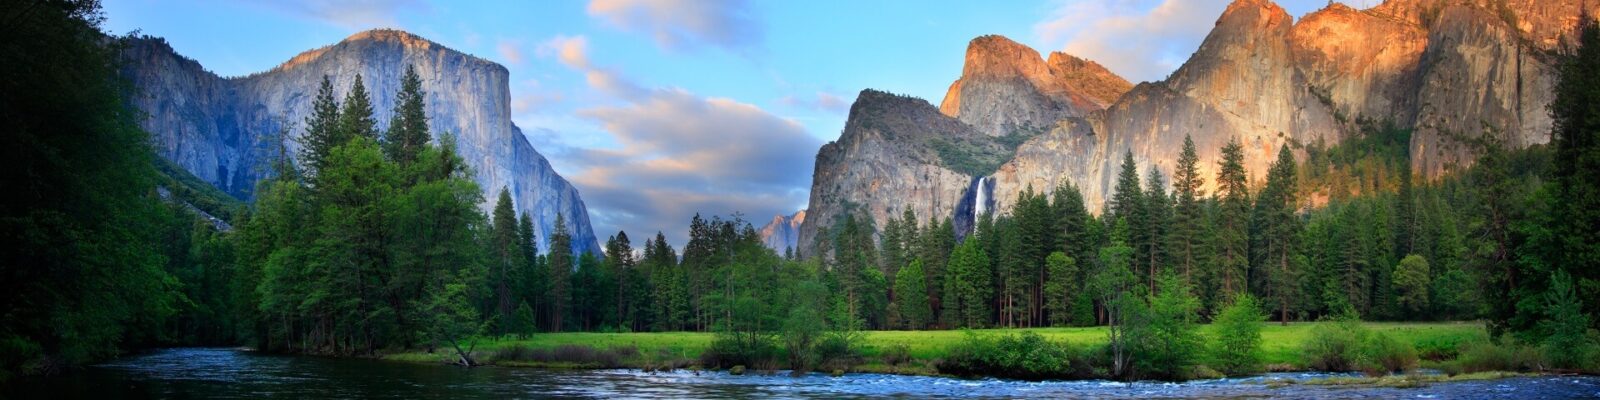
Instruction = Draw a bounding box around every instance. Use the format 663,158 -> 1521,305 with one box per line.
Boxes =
2,0 -> 1598,382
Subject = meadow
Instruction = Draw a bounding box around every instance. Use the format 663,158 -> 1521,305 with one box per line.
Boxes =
388,321 -> 1487,375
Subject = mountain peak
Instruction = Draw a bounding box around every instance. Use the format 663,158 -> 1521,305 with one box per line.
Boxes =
939,34 -> 1127,136
273,29 -> 495,74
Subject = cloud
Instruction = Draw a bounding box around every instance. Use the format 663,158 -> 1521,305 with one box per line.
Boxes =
510,79 -> 564,115
539,35 -> 648,100
1033,0 -> 1230,83
240,0 -> 427,29
779,91 -> 849,114
586,0 -> 762,54
497,39 -> 525,66
536,34 -> 817,246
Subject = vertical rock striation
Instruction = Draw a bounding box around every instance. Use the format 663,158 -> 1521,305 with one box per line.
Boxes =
121,30 -> 602,256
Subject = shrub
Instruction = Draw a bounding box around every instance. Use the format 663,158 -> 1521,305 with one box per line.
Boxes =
1356,332 -> 1418,376
881,343 -> 911,366
1453,341 -> 1542,373
936,331 -> 1088,380
1301,310 -> 1367,372
1210,293 -> 1266,376
1128,274 -> 1204,380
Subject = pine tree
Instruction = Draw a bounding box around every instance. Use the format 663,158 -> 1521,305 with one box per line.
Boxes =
339,74 -> 378,142
1112,150 -> 1144,222
1214,139 -> 1251,297
490,187 -> 520,328
1043,251 -> 1078,326
947,239 -> 992,328
1141,168 -> 1170,292
300,75 -> 343,178
1547,17 -> 1600,326
1171,135 -> 1206,285
1254,144 -> 1300,324
548,214 -> 573,332
384,65 -> 430,164
894,259 -> 931,329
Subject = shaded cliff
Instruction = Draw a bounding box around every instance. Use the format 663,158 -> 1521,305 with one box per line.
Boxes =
758,210 -> 806,253
121,30 -> 602,256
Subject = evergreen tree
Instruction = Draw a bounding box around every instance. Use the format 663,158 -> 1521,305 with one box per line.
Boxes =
1547,17 -> 1600,327
947,239 -> 992,328
1253,144 -> 1301,324
1141,168 -> 1170,292
1214,139 -> 1251,297
384,65 -> 430,165
300,75 -> 344,178
893,259 -> 931,329
339,74 -> 378,142
548,214 -> 573,332
1112,150 -> 1144,223
1043,252 -> 1078,326
1393,255 -> 1430,316
489,188 -> 520,329
1171,135 -> 1206,285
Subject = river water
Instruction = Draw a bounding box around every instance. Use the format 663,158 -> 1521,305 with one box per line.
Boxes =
7,348 -> 1599,399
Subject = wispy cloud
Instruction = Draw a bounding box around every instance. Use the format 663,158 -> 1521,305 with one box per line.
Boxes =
586,0 -> 762,54
779,91 -> 849,114
238,0 -> 428,29
497,38 -> 526,65
540,34 -> 818,245
1033,0 -> 1228,83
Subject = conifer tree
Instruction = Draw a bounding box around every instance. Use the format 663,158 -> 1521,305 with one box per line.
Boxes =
300,75 -> 343,177
339,74 -> 378,142
548,214 -> 573,332
1170,135 -> 1205,285
1214,139 -> 1251,297
385,65 -> 430,164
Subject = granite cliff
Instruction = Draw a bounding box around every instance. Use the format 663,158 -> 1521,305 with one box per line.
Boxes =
758,210 -> 806,254
122,30 -> 602,256
801,0 -> 1593,255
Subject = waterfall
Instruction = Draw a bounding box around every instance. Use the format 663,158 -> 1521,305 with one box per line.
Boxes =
973,176 -> 992,221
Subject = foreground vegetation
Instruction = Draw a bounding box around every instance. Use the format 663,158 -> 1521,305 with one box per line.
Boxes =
4,0 -> 1600,385
387,322 -> 1511,378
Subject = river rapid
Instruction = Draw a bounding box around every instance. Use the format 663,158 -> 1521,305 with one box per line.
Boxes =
7,348 -> 1599,399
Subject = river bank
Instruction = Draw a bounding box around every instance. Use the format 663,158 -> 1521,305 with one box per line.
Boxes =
11,348 -> 1597,399
384,322 -> 1498,380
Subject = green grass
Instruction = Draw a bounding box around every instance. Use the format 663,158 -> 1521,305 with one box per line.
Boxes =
388,321 -> 1487,373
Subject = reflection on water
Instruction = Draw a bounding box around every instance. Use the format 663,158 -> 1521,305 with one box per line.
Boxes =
7,348 -> 1599,399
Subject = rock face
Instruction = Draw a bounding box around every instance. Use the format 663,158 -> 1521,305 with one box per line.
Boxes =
801,0 -> 1593,256
992,0 -> 1587,214
797,90 -> 1008,257
122,30 -> 602,256
939,35 -> 1132,137
758,210 -> 806,253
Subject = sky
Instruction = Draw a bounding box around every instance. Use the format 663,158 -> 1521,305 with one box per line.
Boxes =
103,0 -> 1351,248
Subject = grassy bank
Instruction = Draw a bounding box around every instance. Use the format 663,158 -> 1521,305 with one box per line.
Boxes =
386,321 -> 1486,376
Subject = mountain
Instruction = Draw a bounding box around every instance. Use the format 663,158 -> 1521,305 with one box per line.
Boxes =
758,210 -> 806,253
938,35 -> 1132,138
801,0 -> 1592,256
120,29 -> 602,256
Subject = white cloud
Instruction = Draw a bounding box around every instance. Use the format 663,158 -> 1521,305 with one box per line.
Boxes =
1034,0 -> 1229,83
497,39 -> 525,66
586,0 -> 762,54
239,0 -> 427,29
538,34 -> 819,246
1034,0 -> 1351,83
779,91 -> 849,114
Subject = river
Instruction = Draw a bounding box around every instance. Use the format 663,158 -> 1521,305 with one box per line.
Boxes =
6,348 -> 1598,399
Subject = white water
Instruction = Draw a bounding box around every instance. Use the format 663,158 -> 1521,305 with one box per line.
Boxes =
973,176 -> 992,221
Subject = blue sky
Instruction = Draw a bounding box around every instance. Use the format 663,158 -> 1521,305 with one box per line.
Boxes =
103,0 -> 1350,247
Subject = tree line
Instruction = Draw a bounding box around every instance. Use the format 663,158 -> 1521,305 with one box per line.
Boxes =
4,0 -> 1598,380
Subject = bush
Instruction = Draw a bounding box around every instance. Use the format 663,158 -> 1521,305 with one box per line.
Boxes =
936,331 -> 1088,380
881,343 -> 911,366
1210,293 -> 1266,376
1452,341 -> 1543,373
1356,332 -> 1417,376
1301,311 -> 1367,372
